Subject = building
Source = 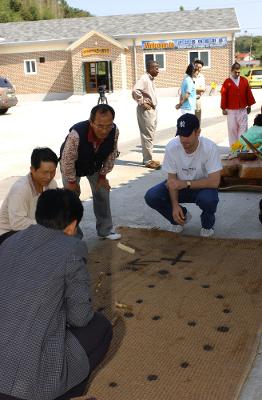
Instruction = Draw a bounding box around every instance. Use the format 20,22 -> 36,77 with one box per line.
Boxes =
0,8 -> 240,96
235,52 -> 260,68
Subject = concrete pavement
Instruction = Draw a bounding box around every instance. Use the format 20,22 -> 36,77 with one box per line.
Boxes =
0,88 -> 262,398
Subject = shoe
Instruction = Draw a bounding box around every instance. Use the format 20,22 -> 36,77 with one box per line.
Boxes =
170,212 -> 192,234
100,229 -> 122,240
171,224 -> 184,233
144,160 -> 161,170
200,228 -> 214,238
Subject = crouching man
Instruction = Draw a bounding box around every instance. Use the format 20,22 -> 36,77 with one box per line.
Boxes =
0,147 -> 58,245
145,113 -> 222,237
0,189 -> 112,400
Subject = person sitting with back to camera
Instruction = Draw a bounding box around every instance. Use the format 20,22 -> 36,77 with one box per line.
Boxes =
0,188 -> 113,400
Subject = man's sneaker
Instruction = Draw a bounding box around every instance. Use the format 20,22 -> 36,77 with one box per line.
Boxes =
171,224 -> 184,233
170,211 -> 192,234
100,229 -> 122,240
200,228 -> 214,238
144,160 -> 161,170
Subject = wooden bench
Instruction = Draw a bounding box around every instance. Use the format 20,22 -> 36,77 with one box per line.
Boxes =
220,158 -> 262,191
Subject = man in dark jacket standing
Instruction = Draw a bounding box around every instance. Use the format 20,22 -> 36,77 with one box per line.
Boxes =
0,189 -> 112,400
60,104 -> 121,240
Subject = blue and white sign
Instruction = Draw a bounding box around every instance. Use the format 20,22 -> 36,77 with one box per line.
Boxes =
174,37 -> 227,49
141,37 -> 227,50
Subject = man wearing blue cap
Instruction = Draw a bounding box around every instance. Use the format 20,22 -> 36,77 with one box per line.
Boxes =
145,113 -> 222,237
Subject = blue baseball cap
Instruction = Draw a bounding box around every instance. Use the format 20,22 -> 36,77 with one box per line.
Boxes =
176,113 -> 200,137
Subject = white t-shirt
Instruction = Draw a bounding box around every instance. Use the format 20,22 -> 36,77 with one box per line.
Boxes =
162,136 -> 222,180
195,73 -> 205,89
194,73 -> 206,98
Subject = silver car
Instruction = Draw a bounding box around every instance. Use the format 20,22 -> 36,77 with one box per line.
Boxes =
0,76 -> 18,114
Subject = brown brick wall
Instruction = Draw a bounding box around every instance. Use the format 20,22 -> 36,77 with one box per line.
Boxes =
127,43 -> 233,88
0,51 -> 73,94
0,39 -> 234,94
71,34 -> 123,94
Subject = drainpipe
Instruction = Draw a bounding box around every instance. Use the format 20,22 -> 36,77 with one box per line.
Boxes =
133,38 -> 137,83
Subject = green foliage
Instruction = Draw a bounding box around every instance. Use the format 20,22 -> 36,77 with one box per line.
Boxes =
0,12 -> 10,22
10,0 -> 22,12
240,66 -> 251,76
236,35 -> 262,60
0,0 -> 92,22
20,4 -> 40,21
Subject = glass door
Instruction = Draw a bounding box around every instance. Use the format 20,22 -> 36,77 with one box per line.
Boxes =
84,61 -> 113,93
85,62 -> 97,93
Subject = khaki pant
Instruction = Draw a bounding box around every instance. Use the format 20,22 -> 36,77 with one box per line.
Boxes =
195,97 -> 202,125
137,105 -> 157,164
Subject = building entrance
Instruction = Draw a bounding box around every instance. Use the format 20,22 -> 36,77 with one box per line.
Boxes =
84,61 -> 113,93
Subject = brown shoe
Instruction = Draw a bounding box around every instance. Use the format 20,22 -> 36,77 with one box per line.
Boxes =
145,160 -> 161,169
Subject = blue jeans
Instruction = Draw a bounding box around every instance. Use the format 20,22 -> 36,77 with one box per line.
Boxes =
145,181 -> 219,230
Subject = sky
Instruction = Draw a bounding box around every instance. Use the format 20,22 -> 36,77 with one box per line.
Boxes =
68,0 -> 262,36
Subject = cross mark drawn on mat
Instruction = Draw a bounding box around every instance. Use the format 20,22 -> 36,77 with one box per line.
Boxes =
127,258 -> 160,267
122,258 -> 161,271
161,251 -> 192,266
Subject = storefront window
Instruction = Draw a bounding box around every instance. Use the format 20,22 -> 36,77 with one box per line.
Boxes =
189,51 -> 210,67
144,53 -> 165,70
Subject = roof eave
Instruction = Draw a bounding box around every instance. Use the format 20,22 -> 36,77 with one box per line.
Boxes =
113,27 -> 240,39
0,38 -> 75,46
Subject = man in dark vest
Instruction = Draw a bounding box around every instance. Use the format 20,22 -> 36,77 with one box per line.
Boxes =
60,104 -> 121,240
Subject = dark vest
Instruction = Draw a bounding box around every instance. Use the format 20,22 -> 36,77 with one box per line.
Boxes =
61,120 -> 116,177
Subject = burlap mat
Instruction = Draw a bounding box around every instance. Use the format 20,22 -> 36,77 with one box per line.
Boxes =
85,227 -> 262,400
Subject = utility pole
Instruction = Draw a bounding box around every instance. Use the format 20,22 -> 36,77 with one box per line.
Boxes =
249,34 -> 253,60
244,30 -> 253,61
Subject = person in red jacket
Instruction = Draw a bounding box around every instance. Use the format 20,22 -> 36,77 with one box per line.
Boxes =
221,62 -> 256,146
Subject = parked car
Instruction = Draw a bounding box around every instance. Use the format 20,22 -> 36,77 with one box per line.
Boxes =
0,76 -> 18,114
246,67 -> 262,88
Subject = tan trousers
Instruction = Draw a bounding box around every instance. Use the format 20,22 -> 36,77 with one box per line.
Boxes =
137,105 -> 157,164
195,97 -> 201,125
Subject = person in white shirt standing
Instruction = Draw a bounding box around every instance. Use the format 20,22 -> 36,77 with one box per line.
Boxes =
0,147 -> 58,245
132,60 -> 160,170
194,59 -> 206,125
145,113 -> 222,237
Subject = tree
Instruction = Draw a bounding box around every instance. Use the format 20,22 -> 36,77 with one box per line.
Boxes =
9,0 -> 22,12
0,0 -> 92,22
179,5 -> 184,11
0,11 -> 10,22
236,35 -> 262,60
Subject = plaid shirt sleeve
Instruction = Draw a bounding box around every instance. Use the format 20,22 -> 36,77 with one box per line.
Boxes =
100,126 -> 120,176
60,130 -> 79,182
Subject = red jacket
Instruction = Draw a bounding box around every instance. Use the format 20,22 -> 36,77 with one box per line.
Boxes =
220,76 -> 255,110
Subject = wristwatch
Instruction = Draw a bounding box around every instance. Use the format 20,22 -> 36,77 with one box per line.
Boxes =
186,180 -> 191,189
